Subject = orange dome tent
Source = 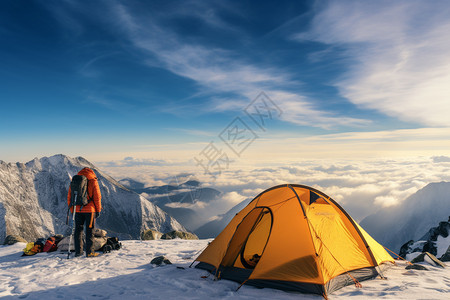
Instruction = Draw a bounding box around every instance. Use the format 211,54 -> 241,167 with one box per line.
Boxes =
194,184 -> 394,297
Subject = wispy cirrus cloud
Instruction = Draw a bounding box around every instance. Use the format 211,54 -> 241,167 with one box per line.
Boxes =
269,91 -> 370,128
106,1 -> 369,129
304,127 -> 450,142
98,156 -> 175,168
166,128 -> 216,137
38,0 -> 372,129
296,0 -> 450,127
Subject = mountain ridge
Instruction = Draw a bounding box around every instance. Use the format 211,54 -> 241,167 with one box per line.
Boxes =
120,178 -> 222,231
0,154 -> 185,242
360,181 -> 450,253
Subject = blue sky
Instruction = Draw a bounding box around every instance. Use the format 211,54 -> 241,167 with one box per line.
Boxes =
1,0 -> 450,165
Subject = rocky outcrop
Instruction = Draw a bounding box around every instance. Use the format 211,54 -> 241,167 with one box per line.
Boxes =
441,246 -> 450,262
399,240 -> 426,259
161,231 -> 198,240
399,216 -> 450,262
410,252 -> 446,268
150,256 -> 172,266
141,229 -> 163,240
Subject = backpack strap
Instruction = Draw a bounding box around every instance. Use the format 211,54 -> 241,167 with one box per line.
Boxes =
86,179 -> 92,202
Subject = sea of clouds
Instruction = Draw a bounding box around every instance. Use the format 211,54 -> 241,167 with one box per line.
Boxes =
98,155 -> 450,224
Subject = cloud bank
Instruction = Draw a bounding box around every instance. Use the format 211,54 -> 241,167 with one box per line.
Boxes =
99,156 -> 450,223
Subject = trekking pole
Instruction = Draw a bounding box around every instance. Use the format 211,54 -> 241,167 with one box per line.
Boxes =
67,191 -> 77,259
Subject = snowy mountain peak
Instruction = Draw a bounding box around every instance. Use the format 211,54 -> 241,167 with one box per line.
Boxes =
0,154 -> 185,242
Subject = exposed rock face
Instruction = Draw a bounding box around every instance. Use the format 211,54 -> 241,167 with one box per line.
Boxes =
399,216 -> 450,261
141,229 -> 162,240
399,240 -> 426,259
410,252 -> 446,268
0,155 -> 186,242
440,246 -> 450,262
161,231 -> 198,240
421,219 -> 450,247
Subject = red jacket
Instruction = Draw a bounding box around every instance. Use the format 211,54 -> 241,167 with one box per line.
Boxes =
67,168 -> 102,213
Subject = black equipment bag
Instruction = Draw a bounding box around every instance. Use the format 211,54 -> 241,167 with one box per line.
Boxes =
102,237 -> 122,253
70,175 -> 90,206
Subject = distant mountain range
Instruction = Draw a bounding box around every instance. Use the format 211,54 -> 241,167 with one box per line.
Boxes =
124,174 -> 252,238
0,155 -> 185,242
119,177 -> 222,231
360,182 -> 450,253
3,154 -> 448,249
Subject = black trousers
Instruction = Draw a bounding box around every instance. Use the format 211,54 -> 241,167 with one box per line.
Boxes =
74,212 -> 95,256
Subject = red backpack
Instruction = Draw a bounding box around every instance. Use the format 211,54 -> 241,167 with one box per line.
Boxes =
43,236 -> 58,252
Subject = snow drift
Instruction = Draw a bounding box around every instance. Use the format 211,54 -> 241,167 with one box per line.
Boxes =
1,240 -> 449,299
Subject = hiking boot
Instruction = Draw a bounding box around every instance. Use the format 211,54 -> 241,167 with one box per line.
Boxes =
87,252 -> 99,258
75,253 -> 83,257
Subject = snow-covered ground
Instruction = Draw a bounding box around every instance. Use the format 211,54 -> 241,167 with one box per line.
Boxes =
1,240 -> 449,300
